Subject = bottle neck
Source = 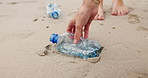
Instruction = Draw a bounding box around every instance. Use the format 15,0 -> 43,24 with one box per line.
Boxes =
50,34 -> 59,43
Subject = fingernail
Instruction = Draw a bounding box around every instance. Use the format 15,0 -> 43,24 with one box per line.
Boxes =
74,39 -> 77,44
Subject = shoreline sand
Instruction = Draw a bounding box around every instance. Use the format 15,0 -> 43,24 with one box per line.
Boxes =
0,0 -> 148,78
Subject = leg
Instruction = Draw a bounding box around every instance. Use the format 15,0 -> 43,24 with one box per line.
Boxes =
94,0 -> 105,20
112,0 -> 128,16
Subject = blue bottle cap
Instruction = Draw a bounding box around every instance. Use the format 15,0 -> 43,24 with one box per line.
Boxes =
52,12 -> 59,19
50,34 -> 59,43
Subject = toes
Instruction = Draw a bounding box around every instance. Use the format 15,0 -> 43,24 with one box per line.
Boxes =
121,8 -> 128,16
123,9 -> 127,15
121,11 -> 125,16
98,12 -> 104,20
112,12 -> 117,15
99,17 -> 104,20
117,10 -> 121,16
98,16 -> 104,20
112,9 -> 128,16
94,13 -> 105,20
112,9 -> 117,15
125,8 -> 128,14
122,8 -> 128,15
112,6 -> 128,16
94,16 -> 104,20
117,10 -> 124,16
94,14 -> 99,20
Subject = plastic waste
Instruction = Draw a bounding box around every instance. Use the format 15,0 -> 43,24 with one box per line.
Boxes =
50,33 -> 101,59
46,3 -> 62,19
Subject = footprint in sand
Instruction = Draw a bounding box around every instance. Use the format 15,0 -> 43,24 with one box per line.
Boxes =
143,10 -> 148,12
0,15 -> 10,17
0,10 -> 16,17
67,64 -> 91,78
0,31 -> 35,45
137,26 -> 148,39
128,7 -> 134,12
128,14 -> 140,24
37,44 -> 56,56
136,26 -> 148,32
0,9 -> 17,22
134,72 -> 148,78
110,42 -> 141,53
15,31 -> 35,39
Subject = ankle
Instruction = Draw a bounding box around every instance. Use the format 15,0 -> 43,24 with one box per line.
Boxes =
113,0 -> 124,5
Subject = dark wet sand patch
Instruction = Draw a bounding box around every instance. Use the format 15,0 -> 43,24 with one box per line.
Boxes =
137,26 -> 148,31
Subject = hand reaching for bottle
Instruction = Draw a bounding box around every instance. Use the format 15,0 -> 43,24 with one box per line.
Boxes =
67,0 -> 98,44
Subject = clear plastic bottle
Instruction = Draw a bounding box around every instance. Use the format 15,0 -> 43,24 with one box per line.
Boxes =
50,33 -> 101,59
46,3 -> 62,19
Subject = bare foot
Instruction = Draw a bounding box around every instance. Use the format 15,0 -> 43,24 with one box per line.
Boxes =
94,7 -> 105,20
112,0 -> 128,16
94,0 -> 105,20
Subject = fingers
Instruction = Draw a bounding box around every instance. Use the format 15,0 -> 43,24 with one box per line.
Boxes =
72,26 -> 75,33
67,19 -> 75,33
73,13 -> 90,44
84,16 -> 93,39
74,25 -> 82,44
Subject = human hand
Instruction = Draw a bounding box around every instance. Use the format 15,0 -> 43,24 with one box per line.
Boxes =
67,0 -> 98,44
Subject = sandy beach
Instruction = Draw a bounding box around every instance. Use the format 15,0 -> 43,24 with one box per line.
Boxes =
0,0 -> 148,78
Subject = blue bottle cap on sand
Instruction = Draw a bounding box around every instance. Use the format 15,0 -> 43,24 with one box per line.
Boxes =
50,34 -> 59,43
52,12 -> 59,19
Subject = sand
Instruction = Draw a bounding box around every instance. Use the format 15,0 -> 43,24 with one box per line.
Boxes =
0,0 -> 148,78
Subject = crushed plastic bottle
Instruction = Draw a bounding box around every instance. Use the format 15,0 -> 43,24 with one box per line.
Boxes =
46,3 -> 62,19
50,33 -> 101,59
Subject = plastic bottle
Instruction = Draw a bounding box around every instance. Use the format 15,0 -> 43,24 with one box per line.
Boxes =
46,3 -> 62,19
50,33 -> 101,59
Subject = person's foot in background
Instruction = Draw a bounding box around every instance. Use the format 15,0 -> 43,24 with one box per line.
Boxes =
112,0 -> 128,16
94,0 -> 105,20
94,0 -> 128,20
